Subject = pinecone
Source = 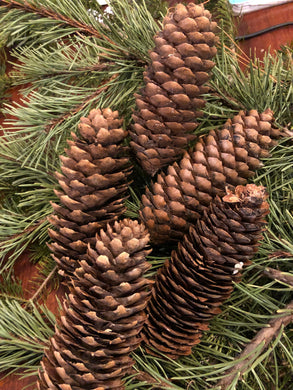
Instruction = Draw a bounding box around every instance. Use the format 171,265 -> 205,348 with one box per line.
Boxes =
38,219 -> 153,390
142,184 -> 269,359
141,109 -> 280,244
48,108 -> 132,277
130,2 -> 218,176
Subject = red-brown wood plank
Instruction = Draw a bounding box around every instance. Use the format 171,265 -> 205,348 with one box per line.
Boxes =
236,2 -> 293,60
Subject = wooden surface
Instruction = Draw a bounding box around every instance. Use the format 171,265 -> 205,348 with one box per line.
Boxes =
236,2 -> 293,60
1,2 -> 293,389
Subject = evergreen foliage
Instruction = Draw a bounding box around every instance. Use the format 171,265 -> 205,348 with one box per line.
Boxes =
0,0 -> 292,389
0,44 -> 10,103
0,299 -> 55,377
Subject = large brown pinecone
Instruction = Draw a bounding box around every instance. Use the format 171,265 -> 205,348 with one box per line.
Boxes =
130,2 -> 218,176
142,184 -> 269,359
48,108 -> 132,277
38,219 -> 153,390
141,109 -> 280,244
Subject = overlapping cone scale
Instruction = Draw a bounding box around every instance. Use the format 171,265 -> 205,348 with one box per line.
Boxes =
38,219 -> 153,390
48,108 -> 133,277
130,2 -> 218,176
141,109 -> 280,244
142,184 -> 269,359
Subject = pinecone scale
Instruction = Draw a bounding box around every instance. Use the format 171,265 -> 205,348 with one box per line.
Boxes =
38,219 -> 153,390
130,3 -> 218,176
142,184 -> 269,358
141,109 -> 280,244
48,108 -> 132,277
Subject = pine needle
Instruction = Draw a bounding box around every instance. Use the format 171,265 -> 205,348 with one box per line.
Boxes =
0,300 -> 55,377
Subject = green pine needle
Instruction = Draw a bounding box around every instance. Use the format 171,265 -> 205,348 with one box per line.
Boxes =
0,299 -> 55,378
0,271 -> 26,303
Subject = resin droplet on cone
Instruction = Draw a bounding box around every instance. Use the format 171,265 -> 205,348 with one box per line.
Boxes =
130,2 -> 218,176
142,184 -> 269,359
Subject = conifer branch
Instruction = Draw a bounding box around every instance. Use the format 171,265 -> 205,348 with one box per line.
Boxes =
261,266 -> 293,287
25,265 -> 58,308
1,0 -> 112,42
8,218 -> 47,241
216,300 -> 293,389
223,43 -> 279,82
0,294 -> 27,303
44,74 -> 118,133
220,33 -> 285,84
0,152 -> 56,178
129,368 -> 171,389
24,61 -> 114,83
0,272 -> 27,303
0,2 -> 292,387
210,90 -> 244,110
0,299 -> 55,376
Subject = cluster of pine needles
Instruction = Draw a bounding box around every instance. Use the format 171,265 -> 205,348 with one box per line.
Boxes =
0,0 -> 292,389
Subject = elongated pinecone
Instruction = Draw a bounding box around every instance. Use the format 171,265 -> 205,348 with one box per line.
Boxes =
130,3 -> 218,176
142,184 -> 269,359
48,108 -> 132,277
38,219 -> 153,390
141,109 -> 280,244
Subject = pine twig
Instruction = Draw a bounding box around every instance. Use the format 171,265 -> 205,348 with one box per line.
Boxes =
44,74 -> 118,133
221,33 -> 281,84
0,153 -> 56,178
2,0 -> 113,43
19,61 -> 115,83
0,293 -> 27,303
7,218 -> 47,241
25,265 -> 58,308
210,90 -> 244,110
129,368 -> 171,389
260,266 -> 293,287
216,300 -> 293,389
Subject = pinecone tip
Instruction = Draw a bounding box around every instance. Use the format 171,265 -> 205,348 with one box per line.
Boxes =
223,184 -> 268,207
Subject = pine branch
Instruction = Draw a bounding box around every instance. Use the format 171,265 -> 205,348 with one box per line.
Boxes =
0,46 -> 10,102
14,58 -> 115,86
0,208 -> 51,272
44,73 -> 118,133
209,90 -> 244,110
9,218 -> 46,241
1,0 -> 109,40
212,45 -> 293,124
206,0 -> 236,42
0,300 -> 55,377
25,265 -> 58,308
0,271 -> 27,303
28,244 -> 61,294
260,266 -> 293,288
129,368 -> 171,389
216,300 -> 293,389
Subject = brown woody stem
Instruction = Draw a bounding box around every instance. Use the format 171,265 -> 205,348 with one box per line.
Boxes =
129,368 -> 171,389
25,265 -> 58,308
2,0 -> 113,42
210,91 -> 245,110
216,300 -> 293,389
44,74 -> 118,133
260,266 -> 293,287
10,218 -> 47,240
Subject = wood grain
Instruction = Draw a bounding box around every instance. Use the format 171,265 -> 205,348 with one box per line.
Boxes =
236,2 -> 293,60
